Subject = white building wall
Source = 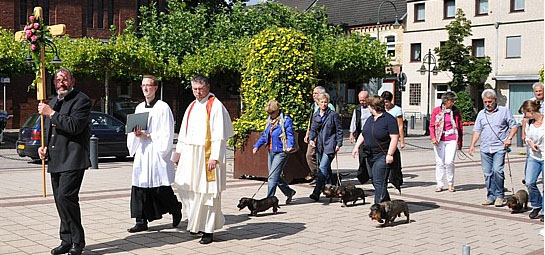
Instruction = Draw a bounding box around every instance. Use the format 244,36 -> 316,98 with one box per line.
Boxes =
402,0 -> 544,117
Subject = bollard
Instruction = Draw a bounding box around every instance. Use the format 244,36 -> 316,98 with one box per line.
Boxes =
423,116 -> 428,131
516,123 -> 523,147
462,244 -> 470,255
403,119 -> 408,136
90,135 -> 99,169
410,115 -> 415,129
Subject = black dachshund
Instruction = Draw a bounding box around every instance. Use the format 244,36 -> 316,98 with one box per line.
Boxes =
237,196 -> 280,216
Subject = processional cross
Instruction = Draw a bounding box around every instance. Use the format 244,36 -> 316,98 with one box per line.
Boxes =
14,7 -> 66,197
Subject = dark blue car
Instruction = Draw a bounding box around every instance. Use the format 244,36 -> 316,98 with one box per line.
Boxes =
16,111 -> 129,160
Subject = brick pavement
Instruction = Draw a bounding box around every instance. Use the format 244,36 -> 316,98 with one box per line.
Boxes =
0,131 -> 543,255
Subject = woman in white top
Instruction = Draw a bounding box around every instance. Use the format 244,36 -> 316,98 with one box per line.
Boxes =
520,100 -> 544,221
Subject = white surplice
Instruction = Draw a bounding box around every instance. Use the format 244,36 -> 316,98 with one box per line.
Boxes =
175,93 -> 233,233
127,100 -> 175,188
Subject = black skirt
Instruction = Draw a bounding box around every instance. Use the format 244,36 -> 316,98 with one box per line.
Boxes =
130,186 -> 179,222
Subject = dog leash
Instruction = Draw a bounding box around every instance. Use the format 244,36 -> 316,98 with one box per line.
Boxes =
249,156 -> 282,199
335,152 -> 342,186
457,148 -> 516,194
506,150 -> 515,194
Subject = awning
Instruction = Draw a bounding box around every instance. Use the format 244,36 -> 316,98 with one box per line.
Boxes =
493,75 -> 540,81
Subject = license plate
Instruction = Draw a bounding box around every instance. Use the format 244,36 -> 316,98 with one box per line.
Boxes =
17,144 -> 24,150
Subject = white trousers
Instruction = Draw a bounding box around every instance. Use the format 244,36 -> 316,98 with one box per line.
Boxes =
433,140 -> 457,188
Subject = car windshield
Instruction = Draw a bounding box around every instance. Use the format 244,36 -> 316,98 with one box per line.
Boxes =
23,114 -> 40,128
117,101 -> 138,109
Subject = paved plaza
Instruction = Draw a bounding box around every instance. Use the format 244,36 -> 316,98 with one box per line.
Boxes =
0,127 -> 543,255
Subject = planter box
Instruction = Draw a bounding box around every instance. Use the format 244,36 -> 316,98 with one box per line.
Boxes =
234,131 -> 310,184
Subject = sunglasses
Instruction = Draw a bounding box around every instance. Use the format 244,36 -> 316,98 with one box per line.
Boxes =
267,110 -> 278,115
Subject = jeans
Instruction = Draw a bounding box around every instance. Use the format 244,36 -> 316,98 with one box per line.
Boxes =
311,151 -> 334,197
480,150 -> 506,200
267,151 -> 293,198
369,152 -> 391,204
433,140 -> 457,188
525,157 -> 544,211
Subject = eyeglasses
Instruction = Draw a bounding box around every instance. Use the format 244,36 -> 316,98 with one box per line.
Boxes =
267,110 -> 278,115
141,84 -> 157,88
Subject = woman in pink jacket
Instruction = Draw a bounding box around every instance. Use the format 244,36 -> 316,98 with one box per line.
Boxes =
429,91 -> 463,192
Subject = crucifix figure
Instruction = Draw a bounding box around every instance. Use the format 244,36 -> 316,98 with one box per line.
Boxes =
15,7 -> 66,198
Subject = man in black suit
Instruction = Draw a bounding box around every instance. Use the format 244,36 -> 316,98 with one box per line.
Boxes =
38,68 -> 91,255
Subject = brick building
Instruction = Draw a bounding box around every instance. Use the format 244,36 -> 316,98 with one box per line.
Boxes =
0,0 -> 239,129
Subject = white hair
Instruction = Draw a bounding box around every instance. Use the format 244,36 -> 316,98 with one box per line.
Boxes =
481,89 -> 496,99
314,86 -> 326,93
532,82 -> 544,90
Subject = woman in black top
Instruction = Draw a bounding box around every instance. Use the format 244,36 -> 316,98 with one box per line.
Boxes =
351,96 -> 399,204
308,92 -> 343,201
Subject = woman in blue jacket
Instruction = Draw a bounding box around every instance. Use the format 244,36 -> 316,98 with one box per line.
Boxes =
309,92 -> 343,201
253,100 -> 297,204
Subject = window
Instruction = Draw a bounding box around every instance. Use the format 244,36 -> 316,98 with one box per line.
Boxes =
506,36 -> 521,58
510,0 -> 524,12
414,3 -> 425,22
19,0 -> 27,25
410,83 -> 421,106
386,36 -> 396,59
440,41 -> 447,49
411,43 -> 422,62
476,0 -> 488,15
97,0 -> 104,28
108,0 -> 114,27
444,0 -> 456,19
472,39 -> 485,58
87,0 -> 94,28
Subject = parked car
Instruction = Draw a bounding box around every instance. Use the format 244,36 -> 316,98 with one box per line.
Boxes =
16,111 -> 130,160
111,97 -> 139,123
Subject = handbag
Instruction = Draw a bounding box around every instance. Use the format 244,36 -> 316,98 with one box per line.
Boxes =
279,113 -> 299,153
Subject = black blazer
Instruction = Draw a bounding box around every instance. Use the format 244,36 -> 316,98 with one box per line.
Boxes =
45,89 -> 92,173
309,108 -> 343,155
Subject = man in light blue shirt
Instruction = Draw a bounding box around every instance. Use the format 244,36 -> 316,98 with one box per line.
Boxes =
469,89 -> 518,207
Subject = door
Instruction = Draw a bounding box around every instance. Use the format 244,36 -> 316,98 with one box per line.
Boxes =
435,84 -> 449,108
509,83 -> 533,115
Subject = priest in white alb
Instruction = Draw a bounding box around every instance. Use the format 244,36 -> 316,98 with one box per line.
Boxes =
126,75 -> 182,233
173,74 -> 234,245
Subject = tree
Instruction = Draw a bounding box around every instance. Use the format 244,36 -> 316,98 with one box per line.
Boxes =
0,28 -> 27,80
434,9 -> 491,92
231,27 -> 314,148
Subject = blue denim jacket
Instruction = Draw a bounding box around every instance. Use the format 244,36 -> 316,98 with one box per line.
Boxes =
253,113 -> 295,153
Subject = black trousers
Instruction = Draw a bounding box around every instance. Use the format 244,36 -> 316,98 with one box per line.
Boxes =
356,146 -> 371,184
130,186 -> 180,223
51,169 -> 85,246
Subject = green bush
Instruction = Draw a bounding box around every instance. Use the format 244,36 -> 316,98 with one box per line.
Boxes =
230,27 -> 315,149
456,90 -> 475,122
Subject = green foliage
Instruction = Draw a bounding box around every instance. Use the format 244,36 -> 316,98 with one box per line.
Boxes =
0,28 -> 27,78
456,90 -> 475,121
55,31 -> 163,81
316,33 -> 389,83
540,67 -> 544,83
230,27 -> 315,148
434,9 -> 491,92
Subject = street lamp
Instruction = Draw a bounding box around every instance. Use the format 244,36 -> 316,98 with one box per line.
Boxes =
376,0 -> 400,91
377,0 -> 401,41
418,49 -> 439,135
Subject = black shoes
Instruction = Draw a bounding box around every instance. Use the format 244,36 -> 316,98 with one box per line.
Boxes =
529,208 -> 542,219
286,190 -> 296,205
172,202 -> 182,227
127,223 -> 148,233
309,193 -> 319,202
51,242 -> 71,255
68,243 -> 84,255
199,233 -> 213,244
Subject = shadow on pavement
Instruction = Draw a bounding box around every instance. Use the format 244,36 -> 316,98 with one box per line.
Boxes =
406,201 -> 440,214
219,222 -> 306,241
452,183 -> 486,191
